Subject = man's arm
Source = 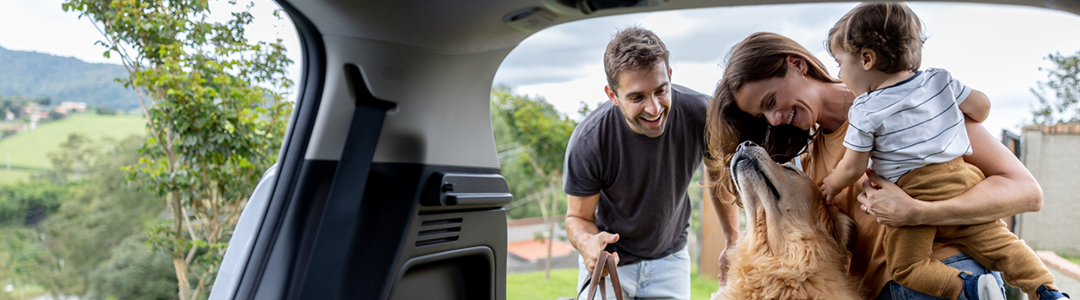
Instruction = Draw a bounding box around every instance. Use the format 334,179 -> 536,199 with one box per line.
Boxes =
958,89 -> 991,123
704,161 -> 740,285
566,193 -> 619,275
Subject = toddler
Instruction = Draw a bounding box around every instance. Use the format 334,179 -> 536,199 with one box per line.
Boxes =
820,3 -> 1069,300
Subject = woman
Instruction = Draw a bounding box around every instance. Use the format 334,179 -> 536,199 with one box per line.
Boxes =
705,32 -> 1043,300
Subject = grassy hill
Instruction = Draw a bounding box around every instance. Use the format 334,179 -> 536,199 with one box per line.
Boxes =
0,46 -> 139,111
0,113 -> 146,182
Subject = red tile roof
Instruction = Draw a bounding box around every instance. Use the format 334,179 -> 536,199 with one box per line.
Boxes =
1023,123 -> 1080,134
507,238 -> 575,261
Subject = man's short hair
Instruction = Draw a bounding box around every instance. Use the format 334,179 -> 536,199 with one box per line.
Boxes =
603,26 -> 670,95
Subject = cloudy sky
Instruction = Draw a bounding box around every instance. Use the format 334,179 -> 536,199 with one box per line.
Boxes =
0,0 -> 302,83
2,1 -> 1079,135
494,2 -> 1080,136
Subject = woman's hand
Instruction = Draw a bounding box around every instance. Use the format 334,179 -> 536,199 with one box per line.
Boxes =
858,169 -> 925,226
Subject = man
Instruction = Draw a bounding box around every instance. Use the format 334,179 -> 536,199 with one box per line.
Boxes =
563,26 -> 740,300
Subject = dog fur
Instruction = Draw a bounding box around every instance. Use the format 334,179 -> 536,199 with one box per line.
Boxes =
712,143 -> 862,300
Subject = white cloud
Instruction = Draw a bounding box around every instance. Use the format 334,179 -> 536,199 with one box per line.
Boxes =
3,0 -> 1079,136
499,2 -> 1080,136
0,0 -> 116,64
0,0 -> 302,86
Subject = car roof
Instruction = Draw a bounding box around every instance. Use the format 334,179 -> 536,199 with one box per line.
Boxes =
280,0 -> 1075,171
284,0 -> 1070,54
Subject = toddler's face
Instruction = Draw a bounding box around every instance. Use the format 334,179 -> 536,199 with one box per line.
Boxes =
831,45 -> 871,96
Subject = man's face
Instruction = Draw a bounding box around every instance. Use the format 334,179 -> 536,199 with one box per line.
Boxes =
605,63 -> 672,138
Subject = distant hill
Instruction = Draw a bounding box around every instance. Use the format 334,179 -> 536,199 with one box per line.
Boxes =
0,46 -> 139,111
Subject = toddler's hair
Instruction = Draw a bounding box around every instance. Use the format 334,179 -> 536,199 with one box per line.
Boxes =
828,2 -> 926,73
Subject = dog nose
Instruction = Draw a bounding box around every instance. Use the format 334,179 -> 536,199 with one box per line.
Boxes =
737,141 -> 756,151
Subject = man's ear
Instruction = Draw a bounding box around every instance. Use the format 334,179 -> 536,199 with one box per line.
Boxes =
604,85 -> 619,105
860,49 -> 877,71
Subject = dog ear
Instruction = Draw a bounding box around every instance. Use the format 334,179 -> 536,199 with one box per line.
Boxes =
826,205 -> 857,252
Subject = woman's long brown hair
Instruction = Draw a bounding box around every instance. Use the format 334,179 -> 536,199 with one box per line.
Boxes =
705,32 -> 839,196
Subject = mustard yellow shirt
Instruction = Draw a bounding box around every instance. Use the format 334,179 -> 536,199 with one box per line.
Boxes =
802,120 -> 964,299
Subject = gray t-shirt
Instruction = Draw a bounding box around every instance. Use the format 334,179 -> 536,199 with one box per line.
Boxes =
563,84 -> 707,265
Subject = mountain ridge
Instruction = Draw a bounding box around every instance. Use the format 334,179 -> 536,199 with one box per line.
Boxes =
0,45 -> 139,110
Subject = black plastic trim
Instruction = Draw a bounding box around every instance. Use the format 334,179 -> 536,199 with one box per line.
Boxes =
295,61 -> 396,299
235,0 -> 328,299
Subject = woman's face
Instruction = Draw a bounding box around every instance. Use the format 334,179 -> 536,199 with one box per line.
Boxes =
733,59 -> 820,131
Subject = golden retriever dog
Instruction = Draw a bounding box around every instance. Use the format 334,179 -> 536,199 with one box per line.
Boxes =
712,142 -> 862,300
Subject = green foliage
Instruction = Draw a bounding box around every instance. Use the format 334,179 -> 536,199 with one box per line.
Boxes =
493,88 -> 575,175
1030,50 -> 1080,125
0,98 -> 26,119
0,228 -> 49,289
0,46 -> 138,111
63,0 -> 293,298
0,133 -> 162,298
88,235 -> 178,300
0,182 -> 69,227
41,133 -> 97,183
34,135 -> 161,296
491,87 -> 577,220
47,111 -> 65,121
491,100 -> 545,219
93,106 -> 117,115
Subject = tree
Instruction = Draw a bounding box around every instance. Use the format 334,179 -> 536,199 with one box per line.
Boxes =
35,135 -> 162,298
88,235 -> 177,300
62,1 -> 293,299
1030,50 -> 1080,125
492,87 -> 577,278
0,227 -> 50,300
42,133 -> 97,184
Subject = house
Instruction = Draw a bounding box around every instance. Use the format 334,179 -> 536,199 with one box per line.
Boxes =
505,216 -> 578,273
1008,124 -> 1080,295
55,101 -> 88,114
1015,123 -> 1080,256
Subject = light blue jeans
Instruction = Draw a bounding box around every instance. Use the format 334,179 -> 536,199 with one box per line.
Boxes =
876,253 -> 1006,300
575,246 -> 691,300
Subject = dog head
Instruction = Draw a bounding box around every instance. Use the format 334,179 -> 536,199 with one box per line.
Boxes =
729,141 -> 854,255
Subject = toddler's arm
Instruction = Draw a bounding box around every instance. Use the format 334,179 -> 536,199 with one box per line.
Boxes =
959,89 -> 991,123
821,148 -> 871,203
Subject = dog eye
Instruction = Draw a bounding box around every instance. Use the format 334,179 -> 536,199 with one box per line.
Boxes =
782,165 -> 798,172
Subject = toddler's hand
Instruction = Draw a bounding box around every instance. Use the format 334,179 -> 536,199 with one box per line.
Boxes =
820,176 -> 838,205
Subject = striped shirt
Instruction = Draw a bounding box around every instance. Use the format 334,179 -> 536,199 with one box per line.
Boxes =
844,68 -> 973,182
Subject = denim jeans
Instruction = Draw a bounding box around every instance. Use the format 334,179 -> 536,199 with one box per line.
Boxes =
876,253 -> 1006,300
575,246 -> 691,300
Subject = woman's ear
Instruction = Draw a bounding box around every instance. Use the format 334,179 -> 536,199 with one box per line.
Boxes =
786,54 -> 808,74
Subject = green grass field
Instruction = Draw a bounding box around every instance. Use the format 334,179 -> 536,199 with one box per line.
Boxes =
506,267 -> 719,300
0,113 -> 145,183
1064,255 -> 1080,266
